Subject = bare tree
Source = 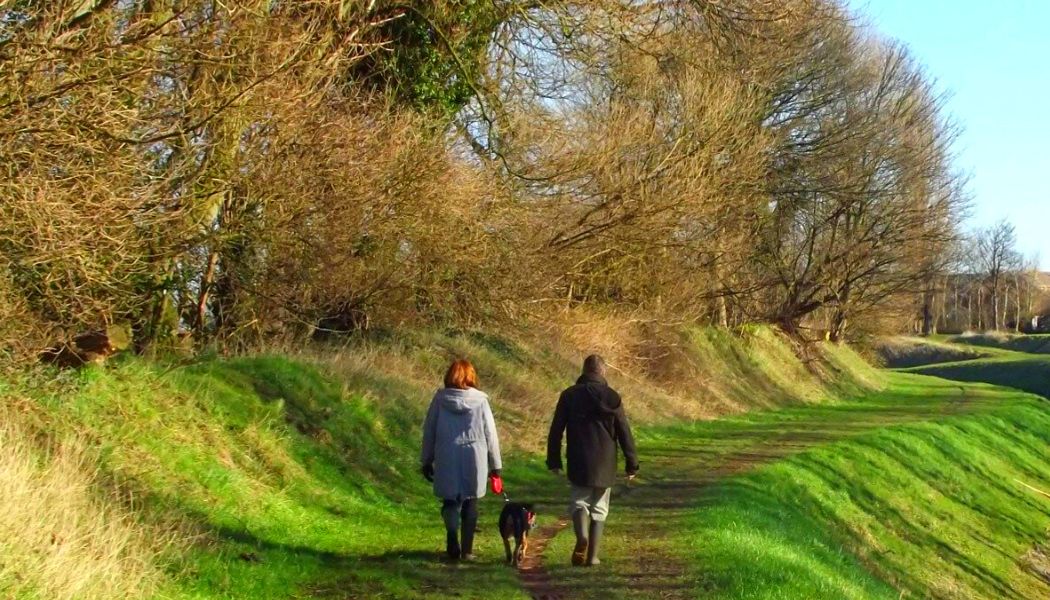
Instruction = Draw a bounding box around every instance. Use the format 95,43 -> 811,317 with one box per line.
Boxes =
974,220 -> 1023,331
0,0 -> 972,356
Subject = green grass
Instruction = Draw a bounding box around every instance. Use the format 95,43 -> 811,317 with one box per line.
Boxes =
3,325 -> 886,599
873,336 -> 989,368
8,328 -> 1050,599
526,367 -> 1050,599
947,333 -> 1050,355
16,356 -> 541,599
881,333 -> 1050,400
907,355 -> 1050,400
895,333 -> 1050,400
675,384 -> 1050,599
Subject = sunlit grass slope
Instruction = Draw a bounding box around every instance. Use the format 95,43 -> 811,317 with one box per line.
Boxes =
8,326 -> 1050,599
21,356 -> 537,600
681,374 -> 1050,599
2,326 -> 870,599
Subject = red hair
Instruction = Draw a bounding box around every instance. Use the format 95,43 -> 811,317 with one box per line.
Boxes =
444,359 -> 479,390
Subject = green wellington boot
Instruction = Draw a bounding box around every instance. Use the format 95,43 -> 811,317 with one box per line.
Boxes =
586,520 -> 605,566
571,510 -> 589,566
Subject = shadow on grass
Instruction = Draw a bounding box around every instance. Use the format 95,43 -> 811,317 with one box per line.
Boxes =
909,358 -> 1050,399
948,334 -> 1050,355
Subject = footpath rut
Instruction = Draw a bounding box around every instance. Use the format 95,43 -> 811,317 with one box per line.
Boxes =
517,389 -> 981,600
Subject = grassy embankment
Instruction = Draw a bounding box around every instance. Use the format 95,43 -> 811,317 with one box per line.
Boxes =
1,326 -> 871,599
873,336 -> 990,368
6,327 -> 1050,599
673,376 -> 1050,599
651,334 -> 1050,600
899,333 -> 1050,400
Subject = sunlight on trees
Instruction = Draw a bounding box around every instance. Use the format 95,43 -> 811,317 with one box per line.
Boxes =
0,0 -> 1006,358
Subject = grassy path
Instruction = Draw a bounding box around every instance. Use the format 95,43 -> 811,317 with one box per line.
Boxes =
10,333 -> 1049,599
522,373 -> 1041,599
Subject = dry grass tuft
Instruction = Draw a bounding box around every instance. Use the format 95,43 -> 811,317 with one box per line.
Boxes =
0,399 -> 175,600
555,309 -> 644,371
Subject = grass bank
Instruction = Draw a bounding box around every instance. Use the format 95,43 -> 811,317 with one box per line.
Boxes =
677,377 -> 1050,599
873,336 -> 989,368
9,325 -> 1049,599
531,367 -> 1050,599
1,325 -> 872,599
946,333 -> 1050,355
907,355 -> 1050,400
895,334 -> 1050,400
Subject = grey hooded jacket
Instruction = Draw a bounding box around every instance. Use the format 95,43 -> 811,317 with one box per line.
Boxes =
421,387 -> 502,500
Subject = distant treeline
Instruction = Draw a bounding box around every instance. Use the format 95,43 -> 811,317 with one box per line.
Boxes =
1,1 -> 966,357
918,221 -> 1049,334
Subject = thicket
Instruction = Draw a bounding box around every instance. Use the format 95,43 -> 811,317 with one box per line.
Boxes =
0,0 -> 965,359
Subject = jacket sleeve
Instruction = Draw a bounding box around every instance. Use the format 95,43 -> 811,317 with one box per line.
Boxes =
614,396 -> 639,474
420,395 -> 439,467
546,392 -> 568,470
483,399 -> 503,471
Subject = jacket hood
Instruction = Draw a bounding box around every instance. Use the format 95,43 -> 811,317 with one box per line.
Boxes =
575,374 -> 621,413
435,387 -> 489,414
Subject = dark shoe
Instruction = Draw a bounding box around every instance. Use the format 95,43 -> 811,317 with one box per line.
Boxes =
446,530 -> 461,560
586,520 -> 604,566
571,510 -> 589,566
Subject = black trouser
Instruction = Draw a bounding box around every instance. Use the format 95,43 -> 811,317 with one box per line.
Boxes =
441,498 -> 478,556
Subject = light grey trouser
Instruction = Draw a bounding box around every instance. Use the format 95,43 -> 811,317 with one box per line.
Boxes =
570,485 -> 612,522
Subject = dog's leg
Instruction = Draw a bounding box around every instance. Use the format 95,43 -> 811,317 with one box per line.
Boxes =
503,535 -> 513,564
521,534 -> 528,560
514,538 -> 524,566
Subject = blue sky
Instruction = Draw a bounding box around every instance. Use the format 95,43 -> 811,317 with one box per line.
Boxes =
849,0 -> 1050,268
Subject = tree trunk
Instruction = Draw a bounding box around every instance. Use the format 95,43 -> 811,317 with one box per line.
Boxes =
977,286 -> 984,331
953,282 -> 960,332
711,246 -> 729,328
991,274 -> 1001,330
195,251 -> 219,333
1002,284 -> 1009,331
715,294 -> 729,328
1015,276 -> 1023,332
966,286 -> 973,331
921,291 -> 934,336
829,309 -> 847,342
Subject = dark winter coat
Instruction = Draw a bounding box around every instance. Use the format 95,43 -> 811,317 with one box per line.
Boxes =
546,374 -> 639,488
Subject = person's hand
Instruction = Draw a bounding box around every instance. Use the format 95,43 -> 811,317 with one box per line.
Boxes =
422,464 -> 434,482
489,469 -> 501,478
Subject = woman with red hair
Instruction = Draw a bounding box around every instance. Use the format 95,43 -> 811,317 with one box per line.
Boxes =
421,359 -> 502,561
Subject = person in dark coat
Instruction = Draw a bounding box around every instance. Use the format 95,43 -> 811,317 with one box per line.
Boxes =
547,354 -> 639,566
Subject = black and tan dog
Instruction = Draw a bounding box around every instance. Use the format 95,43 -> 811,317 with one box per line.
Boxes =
498,501 -> 536,566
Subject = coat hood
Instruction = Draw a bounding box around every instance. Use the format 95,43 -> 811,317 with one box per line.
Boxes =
575,374 -> 621,414
435,387 -> 489,414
